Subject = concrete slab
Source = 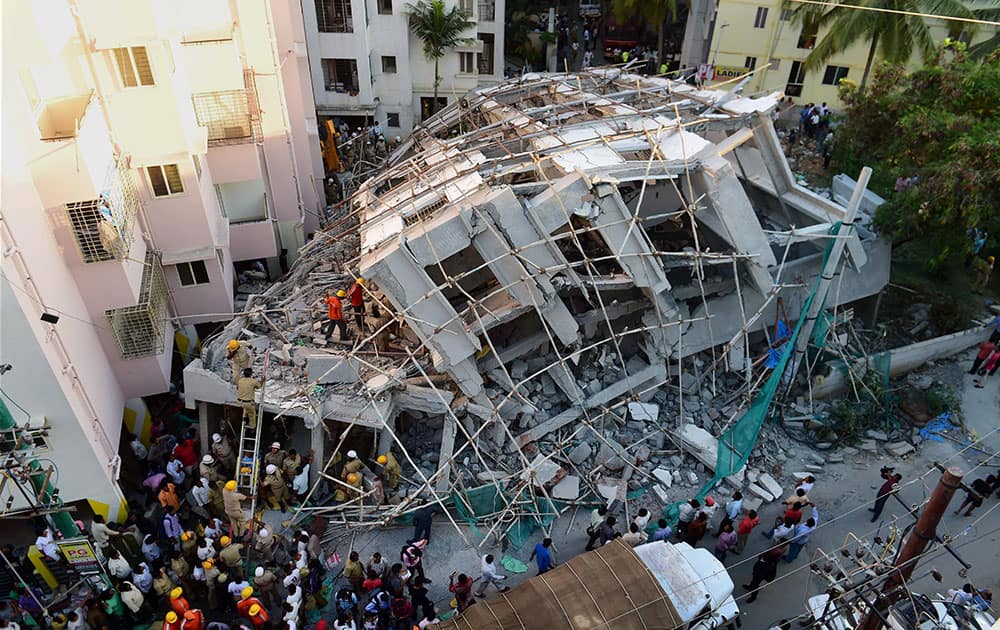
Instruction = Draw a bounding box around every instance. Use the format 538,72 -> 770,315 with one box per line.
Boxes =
628,402 -> 659,422
652,467 -> 674,489
678,424 -> 719,471
522,454 -> 563,487
747,483 -> 774,502
306,354 -> 361,384
757,473 -> 783,499
885,441 -> 916,457
551,475 -> 580,500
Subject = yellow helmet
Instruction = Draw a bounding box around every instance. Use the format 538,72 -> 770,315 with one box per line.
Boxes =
989,255 -> 996,264
249,604 -> 262,616
170,587 -> 183,599
347,473 -> 359,484
202,559 -> 215,570
337,289 -> 347,297
180,531 -> 193,542
356,277 -> 365,285
220,536 -> 231,547
225,480 -> 237,491
228,339 -> 240,350
241,586 -> 254,600
166,611 -> 178,623
377,455 -> 387,465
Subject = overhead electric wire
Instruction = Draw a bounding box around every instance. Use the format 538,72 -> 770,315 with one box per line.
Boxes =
787,0 -> 1000,26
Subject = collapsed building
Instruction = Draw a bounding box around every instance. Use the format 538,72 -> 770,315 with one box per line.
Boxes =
183,69 -> 889,539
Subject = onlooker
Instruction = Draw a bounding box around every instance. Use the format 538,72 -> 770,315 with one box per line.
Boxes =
529,538 -> 554,574
715,523 -> 737,562
474,554 -> 508,596
735,510 -> 759,554
870,472 -> 902,521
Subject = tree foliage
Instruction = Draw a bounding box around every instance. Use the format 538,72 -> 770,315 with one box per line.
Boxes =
407,0 -> 475,113
833,51 -> 1000,265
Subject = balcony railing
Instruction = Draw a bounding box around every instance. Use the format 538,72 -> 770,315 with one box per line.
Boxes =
106,252 -> 169,359
477,0 -> 495,20
65,157 -> 140,264
192,72 -> 261,147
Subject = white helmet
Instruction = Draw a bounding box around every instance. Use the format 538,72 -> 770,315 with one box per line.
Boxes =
266,464 -> 278,475
347,450 -> 358,459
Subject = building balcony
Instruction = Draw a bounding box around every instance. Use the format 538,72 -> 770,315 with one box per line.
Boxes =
63,158 -> 141,265
230,219 -> 278,261
27,91 -> 117,211
77,0 -> 178,48
105,252 -> 169,360
192,87 -> 261,147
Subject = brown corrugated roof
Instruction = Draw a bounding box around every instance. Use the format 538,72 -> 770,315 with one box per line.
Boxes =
435,539 -> 683,630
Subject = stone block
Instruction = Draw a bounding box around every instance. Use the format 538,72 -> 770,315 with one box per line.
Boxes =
866,429 -> 888,441
306,354 -> 361,384
858,439 -> 879,453
885,441 -> 915,457
551,475 -> 580,500
747,483 -> 774,502
628,402 -> 659,422
687,471 -> 699,485
652,485 -> 671,503
757,473 -> 783,499
742,496 -> 764,513
652,467 -> 674,489
678,424 -> 718,471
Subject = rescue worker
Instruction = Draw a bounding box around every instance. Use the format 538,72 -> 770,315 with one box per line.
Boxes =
164,611 -> 182,630
261,464 -> 291,512
169,587 -> 190,616
180,531 -> 198,561
236,368 -> 262,430
348,277 -> 366,331
324,290 -> 349,341
236,587 -> 266,621
377,452 -> 401,489
264,442 -> 287,470
254,565 -> 281,608
282,448 -> 303,481
207,480 -> 227,520
226,339 -> 250,383
246,603 -> 270,628
342,449 -> 364,481
199,454 -> 223,484
253,527 -> 278,563
202,559 -> 221,611
211,433 -> 236,473
181,608 -> 205,630
223,480 -> 249,537
218,536 -> 245,579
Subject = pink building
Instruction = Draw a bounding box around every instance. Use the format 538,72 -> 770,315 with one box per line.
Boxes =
0,0 -> 324,520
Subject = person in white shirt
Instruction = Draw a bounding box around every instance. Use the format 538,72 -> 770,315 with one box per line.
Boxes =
128,432 -> 148,461
474,554 -> 507,596
948,584 -> 975,606
292,463 -> 311,497
622,523 -> 648,547
34,528 -> 60,562
119,582 -> 144,615
196,538 -> 215,562
106,548 -> 132,580
141,535 -> 161,564
133,562 -> 154,593
90,515 -> 119,553
632,508 -> 650,532
204,518 -> 224,541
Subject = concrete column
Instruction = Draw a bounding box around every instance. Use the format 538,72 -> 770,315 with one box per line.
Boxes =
198,402 -> 210,452
377,414 -> 396,456
310,421 -> 326,487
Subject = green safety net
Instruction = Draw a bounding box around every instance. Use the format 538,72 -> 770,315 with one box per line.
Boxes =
664,223 -> 843,522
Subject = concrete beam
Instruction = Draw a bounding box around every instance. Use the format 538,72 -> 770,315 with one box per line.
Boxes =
436,416 -> 458,493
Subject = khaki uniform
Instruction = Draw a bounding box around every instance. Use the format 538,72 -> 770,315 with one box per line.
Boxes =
381,452 -> 401,489
342,457 -> 364,480
261,472 -> 290,508
212,438 -> 236,472
219,543 -> 244,579
203,565 -> 221,610
207,482 -> 227,519
236,377 -> 261,428
282,453 -> 302,480
254,530 -> 278,563
181,536 -> 198,561
228,343 -> 250,383
200,461 -> 223,484
223,487 -> 248,533
264,449 -> 287,471
254,569 -> 280,608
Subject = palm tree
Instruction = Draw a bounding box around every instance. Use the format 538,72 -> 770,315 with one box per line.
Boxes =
788,0 -> 977,90
407,0 -> 476,117
611,0 -> 678,59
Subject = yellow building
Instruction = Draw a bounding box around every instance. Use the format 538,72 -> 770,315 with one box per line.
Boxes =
706,0 -> 997,107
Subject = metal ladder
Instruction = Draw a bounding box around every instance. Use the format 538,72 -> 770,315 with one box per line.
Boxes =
235,351 -> 268,534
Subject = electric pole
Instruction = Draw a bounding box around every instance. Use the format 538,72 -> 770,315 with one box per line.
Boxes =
857,465 -> 964,630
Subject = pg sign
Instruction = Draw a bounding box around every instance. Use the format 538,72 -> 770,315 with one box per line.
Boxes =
58,539 -> 102,574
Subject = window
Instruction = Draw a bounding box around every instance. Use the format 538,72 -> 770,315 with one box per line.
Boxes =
192,155 -> 202,181
315,0 -> 353,32
378,0 -> 392,13
382,56 -> 397,73
321,58 -> 359,92
753,7 -> 768,28
785,60 -> 806,96
420,97 -> 448,121
478,33 -> 495,74
797,22 -> 818,49
458,0 -> 473,14
386,112 -> 400,127
745,56 -> 757,72
822,65 -> 849,85
113,47 -> 154,87
176,260 -> 210,286
478,0 -> 495,20
459,52 -> 476,73
146,164 -> 183,197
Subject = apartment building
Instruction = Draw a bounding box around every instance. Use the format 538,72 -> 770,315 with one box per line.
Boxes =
0,0 -> 324,521
700,0 -> 997,106
302,0 -> 505,136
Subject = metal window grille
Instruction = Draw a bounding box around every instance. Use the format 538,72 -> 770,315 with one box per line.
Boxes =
404,195 -> 447,226
478,34 -> 495,74
106,252 -> 169,359
113,47 -> 154,87
477,0 -> 495,20
192,89 -> 257,145
65,158 -> 139,263
315,0 -> 354,32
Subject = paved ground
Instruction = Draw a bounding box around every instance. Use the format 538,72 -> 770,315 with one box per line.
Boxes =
260,352 -> 1000,627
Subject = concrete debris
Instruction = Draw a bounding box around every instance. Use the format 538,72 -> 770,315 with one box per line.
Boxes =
756,473 -> 784,500
885,441 -> 916,457
551,475 -> 581,500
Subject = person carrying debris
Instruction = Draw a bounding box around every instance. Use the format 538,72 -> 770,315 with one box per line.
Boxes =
324,290 -> 350,341
376,452 -> 401,489
223,480 -> 249,537
261,463 -> 291,512
226,339 -> 250,383
236,368 -> 262,430
348,277 -> 366,331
